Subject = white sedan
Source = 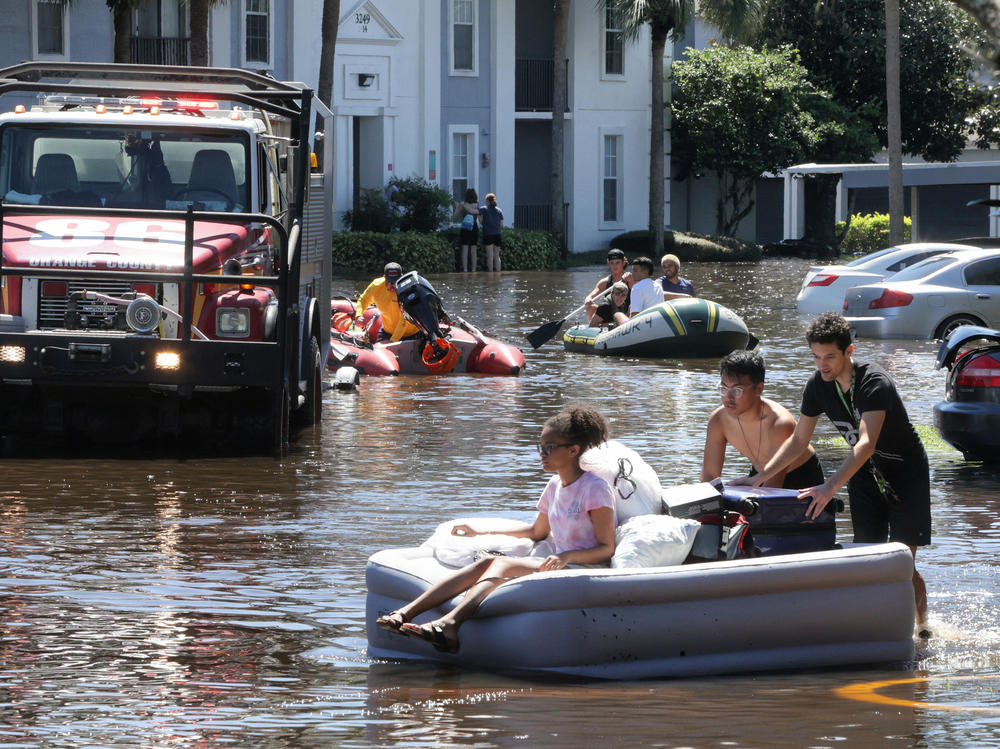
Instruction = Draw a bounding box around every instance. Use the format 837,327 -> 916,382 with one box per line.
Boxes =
843,247 -> 1000,339
796,243 -> 969,315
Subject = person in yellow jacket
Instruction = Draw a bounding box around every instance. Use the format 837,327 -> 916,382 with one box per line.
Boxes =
355,262 -> 420,342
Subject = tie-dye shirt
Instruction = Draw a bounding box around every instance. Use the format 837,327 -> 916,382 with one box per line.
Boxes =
536,471 -> 616,554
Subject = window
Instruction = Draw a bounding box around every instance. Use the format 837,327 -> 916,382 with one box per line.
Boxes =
965,258 -> 1000,286
451,0 -> 477,75
33,0 -> 68,59
603,7 -> 624,77
245,0 -> 271,67
450,130 -> 475,201
602,134 -> 623,225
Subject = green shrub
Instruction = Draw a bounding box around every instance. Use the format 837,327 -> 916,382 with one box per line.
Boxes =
341,188 -> 395,232
605,229 -> 761,262
331,231 -> 454,275
835,213 -> 911,255
389,176 -> 453,233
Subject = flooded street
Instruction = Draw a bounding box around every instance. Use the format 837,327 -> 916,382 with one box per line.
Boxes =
2,258 -> 999,747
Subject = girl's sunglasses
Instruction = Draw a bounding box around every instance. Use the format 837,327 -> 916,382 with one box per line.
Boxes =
537,443 -> 571,456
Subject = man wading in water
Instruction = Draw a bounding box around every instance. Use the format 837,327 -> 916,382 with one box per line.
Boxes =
732,312 -> 931,637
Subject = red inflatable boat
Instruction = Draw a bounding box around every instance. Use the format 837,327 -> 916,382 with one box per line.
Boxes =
328,273 -> 525,376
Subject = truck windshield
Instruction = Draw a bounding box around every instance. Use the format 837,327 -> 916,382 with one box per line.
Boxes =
0,124 -> 250,212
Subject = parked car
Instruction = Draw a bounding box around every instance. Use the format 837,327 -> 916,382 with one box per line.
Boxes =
796,243 -> 968,315
933,325 -> 1000,461
842,247 -> 1000,339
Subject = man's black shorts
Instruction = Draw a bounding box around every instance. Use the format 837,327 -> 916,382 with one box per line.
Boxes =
847,459 -> 931,547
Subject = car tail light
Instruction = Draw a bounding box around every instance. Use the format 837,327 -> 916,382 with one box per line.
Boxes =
132,283 -> 157,297
868,289 -> 913,309
807,274 -> 838,287
956,353 -> 1000,387
41,281 -> 67,297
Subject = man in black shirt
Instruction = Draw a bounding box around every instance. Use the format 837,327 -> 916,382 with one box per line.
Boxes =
733,312 -> 931,634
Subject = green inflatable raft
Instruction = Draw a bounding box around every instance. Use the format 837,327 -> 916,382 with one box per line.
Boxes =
563,298 -> 755,358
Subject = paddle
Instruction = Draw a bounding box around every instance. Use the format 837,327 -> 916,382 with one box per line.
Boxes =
524,287 -> 613,349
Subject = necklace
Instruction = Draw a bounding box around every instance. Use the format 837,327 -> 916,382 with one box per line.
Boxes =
736,406 -> 764,473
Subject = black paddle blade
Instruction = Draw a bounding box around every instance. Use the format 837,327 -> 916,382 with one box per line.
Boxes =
525,318 -> 566,349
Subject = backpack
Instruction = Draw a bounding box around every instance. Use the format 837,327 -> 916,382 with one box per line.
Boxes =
460,212 -> 476,231
685,511 -> 758,563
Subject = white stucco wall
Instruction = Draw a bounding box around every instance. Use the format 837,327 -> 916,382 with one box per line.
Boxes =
285,0 -> 441,228
566,6 -> 651,252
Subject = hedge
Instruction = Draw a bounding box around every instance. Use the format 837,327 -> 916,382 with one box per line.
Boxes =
835,213 -> 912,255
332,227 -> 560,274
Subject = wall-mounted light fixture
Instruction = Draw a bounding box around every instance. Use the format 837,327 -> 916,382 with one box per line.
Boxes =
358,73 -> 375,88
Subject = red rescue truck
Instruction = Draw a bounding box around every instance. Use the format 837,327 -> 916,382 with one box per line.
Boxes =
0,62 -> 333,454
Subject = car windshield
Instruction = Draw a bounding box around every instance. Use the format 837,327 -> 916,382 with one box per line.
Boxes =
0,123 -> 250,212
845,246 -> 901,268
887,255 -> 956,282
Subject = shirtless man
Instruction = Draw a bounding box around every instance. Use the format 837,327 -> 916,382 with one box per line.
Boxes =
585,248 -> 632,321
701,350 -> 824,489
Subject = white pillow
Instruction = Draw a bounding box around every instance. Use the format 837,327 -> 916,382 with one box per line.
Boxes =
611,514 -> 701,569
580,440 -> 662,523
422,517 -> 535,568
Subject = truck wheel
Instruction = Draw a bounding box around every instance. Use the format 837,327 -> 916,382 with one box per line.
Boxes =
293,336 -> 322,427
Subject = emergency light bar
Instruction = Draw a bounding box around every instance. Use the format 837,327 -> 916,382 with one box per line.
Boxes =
41,94 -> 221,112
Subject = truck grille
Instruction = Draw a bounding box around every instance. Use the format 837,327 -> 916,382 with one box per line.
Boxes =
38,279 -> 145,329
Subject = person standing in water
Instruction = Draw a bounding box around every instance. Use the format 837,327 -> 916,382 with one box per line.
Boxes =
480,193 -> 504,272
701,350 -> 824,489
731,312 -> 931,636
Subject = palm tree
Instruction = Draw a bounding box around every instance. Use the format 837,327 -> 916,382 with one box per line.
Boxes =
188,0 -> 211,66
885,0 -> 904,245
317,0 -> 342,109
600,0 -> 761,256
106,0 -> 141,63
552,0 -> 571,258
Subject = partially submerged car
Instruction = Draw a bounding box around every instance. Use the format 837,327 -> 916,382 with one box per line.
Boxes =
796,243 -> 966,316
843,248 -> 1000,339
934,325 -> 1000,461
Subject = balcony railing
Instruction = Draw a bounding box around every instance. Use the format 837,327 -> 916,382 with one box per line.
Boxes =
130,37 -> 190,66
515,58 -> 568,112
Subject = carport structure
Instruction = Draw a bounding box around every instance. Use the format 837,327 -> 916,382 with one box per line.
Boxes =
783,160 -> 1000,242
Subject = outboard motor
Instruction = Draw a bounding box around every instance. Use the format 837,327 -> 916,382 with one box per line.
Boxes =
394,271 -> 460,373
394,271 -> 445,336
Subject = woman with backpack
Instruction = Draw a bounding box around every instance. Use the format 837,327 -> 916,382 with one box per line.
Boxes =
453,188 -> 480,272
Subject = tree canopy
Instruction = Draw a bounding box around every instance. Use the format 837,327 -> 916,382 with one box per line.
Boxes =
672,44 -> 867,234
753,0 -> 986,161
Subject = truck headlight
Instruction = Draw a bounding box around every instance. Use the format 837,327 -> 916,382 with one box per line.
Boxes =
0,345 -> 26,363
216,307 -> 251,338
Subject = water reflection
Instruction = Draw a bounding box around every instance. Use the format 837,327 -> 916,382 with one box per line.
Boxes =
1,260 -> 999,746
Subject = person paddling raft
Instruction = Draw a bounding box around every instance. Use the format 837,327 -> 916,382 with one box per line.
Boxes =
584,248 -> 632,322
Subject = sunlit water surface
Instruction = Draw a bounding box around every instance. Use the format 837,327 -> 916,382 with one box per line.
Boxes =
2,260 -> 999,747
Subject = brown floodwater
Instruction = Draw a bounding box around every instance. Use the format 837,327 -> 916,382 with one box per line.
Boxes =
2,259 -> 999,747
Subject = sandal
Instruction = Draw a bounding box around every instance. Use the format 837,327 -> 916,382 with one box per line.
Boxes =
375,610 -> 409,633
399,621 -> 460,653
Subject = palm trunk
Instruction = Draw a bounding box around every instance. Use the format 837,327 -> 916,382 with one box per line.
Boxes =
551,0 -> 570,259
886,0 -> 904,245
189,0 -> 210,67
318,0 -> 341,108
112,3 -> 132,63
649,26 -> 667,258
